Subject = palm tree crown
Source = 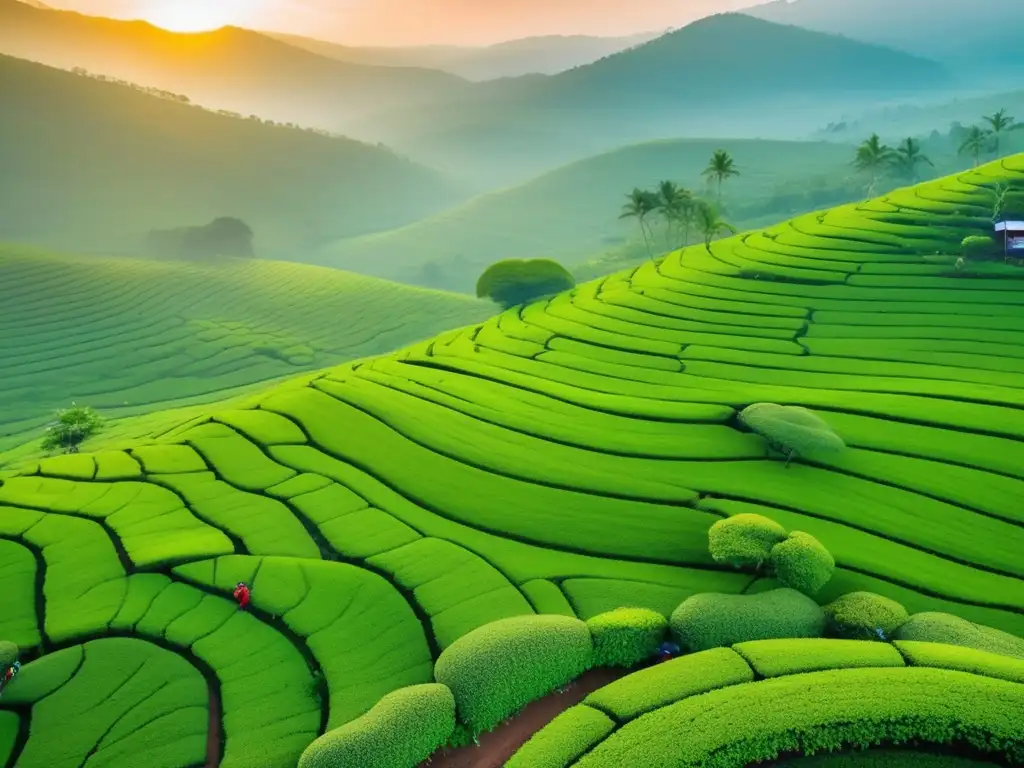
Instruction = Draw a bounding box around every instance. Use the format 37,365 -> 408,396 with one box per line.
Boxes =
893,137 -> 934,182
694,199 -> 737,252
654,180 -> 694,248
701,150 -> 740,203
620,188 -> 659,259
982,109 -> 1018,156
853,133 -> 896,197
958,126 -> 992,167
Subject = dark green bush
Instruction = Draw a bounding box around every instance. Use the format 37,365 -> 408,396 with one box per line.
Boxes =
0,642 -> 17,668
893,612 -> 1024,659
586,608 -> 667,668
769,532 -> 835,595
961,235 -> 998,261
41,404 -> 103,453
475,258 -> 575,309
433,614 -> 593,734
708,513 -> 787,569
739,403 -> 844,466
297,683 -> 455,768
824,592 -> 909,640
670,588 -> 826,652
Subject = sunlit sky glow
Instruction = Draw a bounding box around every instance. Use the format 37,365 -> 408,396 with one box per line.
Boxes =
38,0 -> 764,46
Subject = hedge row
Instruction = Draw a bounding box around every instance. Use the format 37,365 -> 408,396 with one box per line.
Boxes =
574,667 -> 1024,767
504,704 -> 614,768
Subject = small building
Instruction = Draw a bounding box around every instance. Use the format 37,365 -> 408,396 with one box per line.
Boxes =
995,220 -> 1024,257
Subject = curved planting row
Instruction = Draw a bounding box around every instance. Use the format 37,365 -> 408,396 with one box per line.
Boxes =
1,158 -> 1024,766
0,248 -> 492,454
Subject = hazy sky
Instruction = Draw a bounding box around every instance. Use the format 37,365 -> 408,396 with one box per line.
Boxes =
41,0 -> 767,45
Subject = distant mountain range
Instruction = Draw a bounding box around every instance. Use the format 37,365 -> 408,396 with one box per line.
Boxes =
346,13 -> 952,187
266,30 -> 662,81
0,0 -> 468,127
747,0 -> 1024,79
0,53 -> 465,257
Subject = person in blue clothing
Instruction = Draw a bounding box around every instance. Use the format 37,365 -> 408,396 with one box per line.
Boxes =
655,641 -> 681,663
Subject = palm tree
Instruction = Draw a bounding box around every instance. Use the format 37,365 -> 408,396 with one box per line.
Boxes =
982,109 -> 1016,156
893,137 -> 934,182
654,181 -> 694,248
701,150 -> 740,204
620,188 -> 659,259
853,133 -> 896,197
694,200 -> 737,252
958,126 -> 991,167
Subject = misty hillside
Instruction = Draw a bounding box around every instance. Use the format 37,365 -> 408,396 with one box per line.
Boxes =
0,0 -> 467,128
267,30 -> 662,81
0,53 -> 466,257
348,13 -> 951,187
748,0 -> 1024,79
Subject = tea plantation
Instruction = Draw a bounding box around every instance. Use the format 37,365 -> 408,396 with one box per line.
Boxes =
0,250 -> 493,457
1,156 -> 1023,767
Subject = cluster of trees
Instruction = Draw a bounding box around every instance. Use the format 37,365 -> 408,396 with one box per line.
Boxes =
618,150 -> 740,259
853,109 -> 1022,197
475,258 -> 576,309
145,217 -> 255,261
41,403 -> 103,454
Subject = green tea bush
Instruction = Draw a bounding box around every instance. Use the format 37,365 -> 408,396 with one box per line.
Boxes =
824,592 -> 909,640
738,403 -> 845,466
297,684 -> 455,768
586,608 -> 667,668
574,667 -> 1024,767
433,615 -> 593,734
770,532 -> 835,595
733,638 -> 904,678
896,640 -> 1024,684
506,705 -> 615,768
708,514 -> 787,569
670,588 -> 826,652
894,612 -> 1024,659
476,258 -> 575,309
0,642 -> 17,667
584,648 -> 754,721
960,235 -> 999,261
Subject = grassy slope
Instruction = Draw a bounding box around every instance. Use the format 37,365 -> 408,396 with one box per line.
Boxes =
0,246 -> 493,459
314,138 -> 858,290
1,158 -> 1022,766
0,53 -> 466,258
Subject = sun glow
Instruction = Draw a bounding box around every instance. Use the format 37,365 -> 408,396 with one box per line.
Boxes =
143,0 -> 253,33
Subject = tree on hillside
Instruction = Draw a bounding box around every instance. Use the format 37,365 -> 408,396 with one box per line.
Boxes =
701,150 -> 740,204
892,137 -> 934,183
619,188 -> 659,259
694,200 -> 737,252
981,109 -> 1019,157
146,217 -> 255,260
853,134 -> 895,197
476,259 -> 575,309
654,181 -> 694,249
958,126 -> 992,168
42,403 -> 103,454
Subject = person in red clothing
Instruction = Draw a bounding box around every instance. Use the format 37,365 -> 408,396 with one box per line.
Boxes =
0,661 -> 20,699
233,582 -> 251,610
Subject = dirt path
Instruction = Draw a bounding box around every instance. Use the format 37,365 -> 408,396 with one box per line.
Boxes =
206,684 -> 222,768
421,668 -> 627,768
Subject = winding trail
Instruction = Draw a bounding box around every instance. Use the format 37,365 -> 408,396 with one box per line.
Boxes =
205,685 -> 222,768
421,668 -> 627,768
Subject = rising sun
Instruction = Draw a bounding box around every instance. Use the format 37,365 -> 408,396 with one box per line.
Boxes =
144,0 -> 251,33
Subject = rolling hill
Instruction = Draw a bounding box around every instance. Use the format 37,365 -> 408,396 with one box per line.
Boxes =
0,0 -> 467,129
0,53 -> 467,257
747,0 -> 1024,81
265,30 -> 663,81
0,245 -> 494,458
0,156 -> 1021,768
348,13 -> 952,187
312,138 -> 860,291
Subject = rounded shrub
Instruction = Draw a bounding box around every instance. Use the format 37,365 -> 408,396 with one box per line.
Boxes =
670,588 -> 826,652
475,258 -> 575,309
433,614 -> 593,734
0,641 -> 18,667
587,608 -> 668,668
297,683 -> 455,768
894,612 -> 1024,660
770,532 -> 835,595
961,234 -> 998,261
824,592 -> 909,640
739,403 -> 844,466
708,514 -> 788,569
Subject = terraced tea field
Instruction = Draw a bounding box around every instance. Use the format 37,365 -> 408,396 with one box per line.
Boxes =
0,248 -> 493,457
1,157 -> 1023,767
